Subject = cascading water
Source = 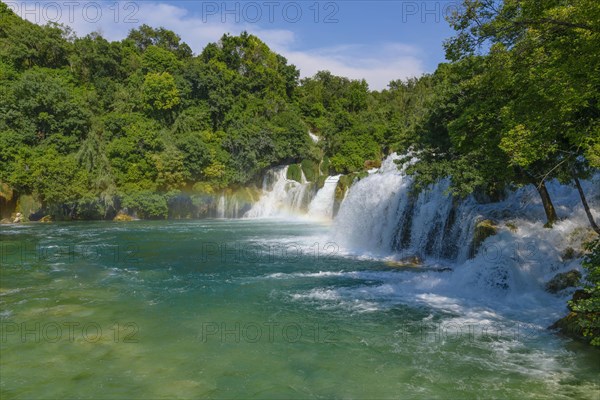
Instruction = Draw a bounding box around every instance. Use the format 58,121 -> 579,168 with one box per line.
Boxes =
216,195 -> 226,219
244,166 -> 314,218
307,175 -> 341,220
332,153 -> 469,259
332,153 -> 599,317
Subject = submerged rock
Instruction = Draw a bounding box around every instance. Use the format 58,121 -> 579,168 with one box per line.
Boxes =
545,270 -> 581,293
385,255 -> 423,268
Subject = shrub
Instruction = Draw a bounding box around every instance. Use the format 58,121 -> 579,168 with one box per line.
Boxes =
286,164 -> 302,182
122,192 -> 168,219
301,159 -> 319,182
316,175 -> 327,190
320,156 -> 330,175
569,238 -> 600,346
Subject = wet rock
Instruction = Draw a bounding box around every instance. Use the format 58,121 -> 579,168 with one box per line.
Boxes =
550,289 -> 598,345
505,222 -> 518,232
545,270 -> 581,293
470,219 -> 497,257
560,247 -> 581,261
13,212 -> 22,223
384,256 -> 423,268
549,312 -> 585,340
402,255 -> 423,265
39,215 -> 52,223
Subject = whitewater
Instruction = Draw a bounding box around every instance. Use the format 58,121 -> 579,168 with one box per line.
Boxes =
239,153 -> 599,331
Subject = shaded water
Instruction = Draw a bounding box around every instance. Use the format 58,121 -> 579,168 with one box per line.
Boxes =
1,220 -> 598,399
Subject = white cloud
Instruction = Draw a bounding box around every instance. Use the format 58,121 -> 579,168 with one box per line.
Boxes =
278,44 -> 424,90
7,1 -> 424,90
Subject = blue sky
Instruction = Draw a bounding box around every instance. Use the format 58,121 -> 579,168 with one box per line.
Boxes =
6,1 -> 458,89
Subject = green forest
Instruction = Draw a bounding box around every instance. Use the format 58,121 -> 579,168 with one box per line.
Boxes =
1,0 -> 599,226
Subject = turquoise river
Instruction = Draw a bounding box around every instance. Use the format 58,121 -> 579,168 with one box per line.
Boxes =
1,220 -> 599,399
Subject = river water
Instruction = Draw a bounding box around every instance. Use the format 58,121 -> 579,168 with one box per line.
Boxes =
1,220 -> 598,399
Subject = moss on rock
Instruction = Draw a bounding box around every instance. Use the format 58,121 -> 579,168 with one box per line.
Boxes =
545,270 -> 582,293
505,222 -> 518,232
471,219 -> 497,257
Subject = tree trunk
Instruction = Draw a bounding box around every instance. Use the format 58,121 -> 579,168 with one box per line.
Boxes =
573,175 -> 600,235
535,180 -> 558,227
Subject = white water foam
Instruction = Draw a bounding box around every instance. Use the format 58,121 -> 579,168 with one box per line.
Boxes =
307,175 -> 341,220
244,166 -> 313,218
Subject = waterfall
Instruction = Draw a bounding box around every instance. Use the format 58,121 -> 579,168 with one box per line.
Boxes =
332,153 -> 447,258
307,175 -> 341,220
216,195 -> 226,219
244,166 -> 314,218
333,153 -> 599,262
332,152 -> 600,301
210,192 -> 254,219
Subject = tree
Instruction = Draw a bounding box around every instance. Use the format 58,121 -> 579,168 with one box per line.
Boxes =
142,72 -> 181,117
438,0 -> 600,226
126,24 -> 192,59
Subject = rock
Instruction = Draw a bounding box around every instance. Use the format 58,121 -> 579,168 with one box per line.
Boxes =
0,218 -> 12,224
402,255 -> 423,265
13,212 -> 22,223
470,219 -> 497,257
549,312 -> 585,339
385,255 -> 423,268
505,222 -> 518,232
545,270 -> 582,293
550,289 -> 599,345
364,159 -> 381,169
39,215 -> 52,223
113,213 -> 133,222
560,247 -> 581,261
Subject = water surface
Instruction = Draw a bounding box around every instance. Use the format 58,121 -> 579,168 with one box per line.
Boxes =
1,220 -> 598,399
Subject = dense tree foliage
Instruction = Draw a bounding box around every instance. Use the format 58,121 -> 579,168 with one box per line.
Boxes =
407,0 -> 600,228
570,238 -> 600,346
0,4 -> 318,218
0,1 -> 598,227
